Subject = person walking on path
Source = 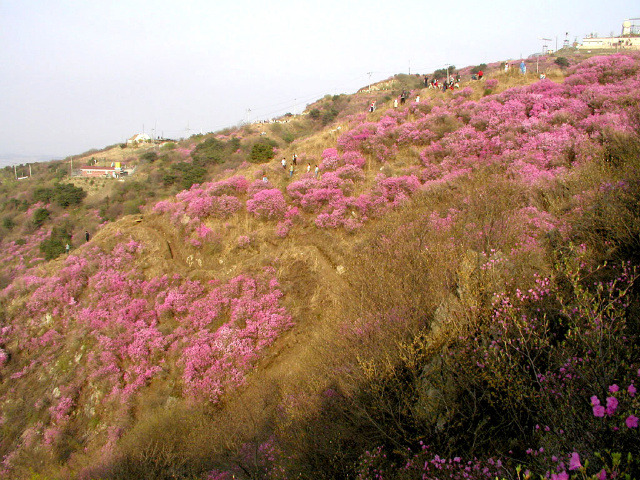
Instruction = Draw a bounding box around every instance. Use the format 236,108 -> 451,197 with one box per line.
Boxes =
289,164 -> 294,178
85,231 -> 90,242
520,60 -> 526,75
314,165 -> 320,179
65,243 -> 70,254
281,158 -> 287,169
307,163 -> 311,174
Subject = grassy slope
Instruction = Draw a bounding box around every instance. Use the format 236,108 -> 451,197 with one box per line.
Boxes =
1,52 -> 639,479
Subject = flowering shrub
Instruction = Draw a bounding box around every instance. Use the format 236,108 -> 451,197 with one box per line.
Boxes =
320,147 -> 341,170
195,223 -> 215,240
337,122 -> 377,152
342,151 -> 366,168
237,235 -> 251,248
0,232 -> 296,473
246,189 -> 287,220
275,219 -> 293,237
0,348 -> 8,368
248,178 -> 272,195
374,174 -> 421,205
485,78 -> 499,89
204,175 -> 249,196
153,179 -> 245,226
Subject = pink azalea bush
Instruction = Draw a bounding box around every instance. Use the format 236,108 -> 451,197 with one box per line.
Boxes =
0,235 -> 294,470
246,189 -> 287,220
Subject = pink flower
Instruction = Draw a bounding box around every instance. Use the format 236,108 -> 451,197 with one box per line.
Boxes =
591,395 -> 601,406
626,415 -> 638,428
628,384 -> 636,397
609,384 -> 619,393
569,452 -> 581,470
598,469 -> 607,479
605,396 -> 618,415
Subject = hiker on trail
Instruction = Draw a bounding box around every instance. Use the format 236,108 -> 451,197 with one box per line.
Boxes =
262,174 -> 268,183
307,163 -> 311,173
65,243 -> 70,254
400,91 -> 407,104
369,101 -> 376,113
478,70 -> 483,79
393,98 -> 398,108
289,164 -> 294,178
281,158 -> 286,169
314,165 -> 319,179
520,61 -> 526,74
415,95 -> 420,103
85,231 -> 90,242
292,153 -> 298,166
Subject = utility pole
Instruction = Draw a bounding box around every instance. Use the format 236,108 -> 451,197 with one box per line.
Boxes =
538,37 -> 552,73
539,37 -> 552,55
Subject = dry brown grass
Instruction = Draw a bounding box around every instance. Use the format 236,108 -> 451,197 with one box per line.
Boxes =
7,64 -> 588,479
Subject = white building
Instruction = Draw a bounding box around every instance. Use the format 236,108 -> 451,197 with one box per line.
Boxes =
126,133 -> 152,146
579,36 -> 640,51
578,19 -> 640,51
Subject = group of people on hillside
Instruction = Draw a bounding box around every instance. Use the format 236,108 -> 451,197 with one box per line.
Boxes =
367,60 -> 535,116
280,153 -> 319,179
425,76 -> 461,91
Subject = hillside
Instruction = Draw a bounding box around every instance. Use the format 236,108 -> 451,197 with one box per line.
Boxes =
0,52 -> 639,479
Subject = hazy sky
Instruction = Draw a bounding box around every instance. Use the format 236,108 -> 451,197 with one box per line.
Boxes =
0,0 -> 636,158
